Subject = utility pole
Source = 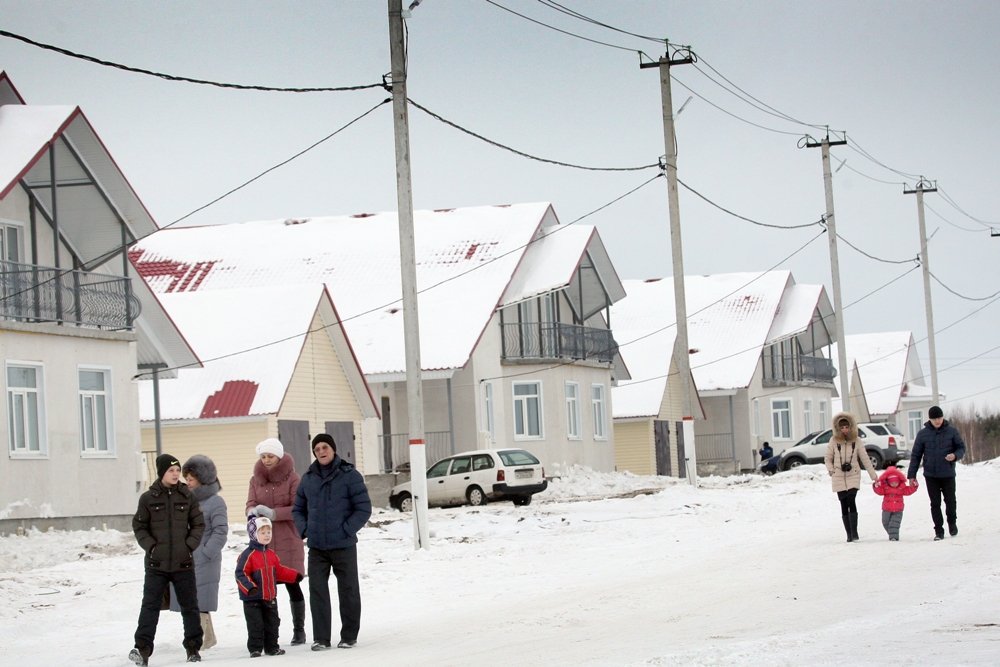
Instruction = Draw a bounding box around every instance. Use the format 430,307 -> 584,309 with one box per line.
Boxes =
806,133 -> 851,405
904,177 -> 940,404
641,44 -> 698,486
388,0 -> 429,549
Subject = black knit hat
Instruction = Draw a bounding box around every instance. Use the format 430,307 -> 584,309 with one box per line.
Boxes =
928,405 -> 944,419
156,453 -> 180,480
311,433 -> 336,453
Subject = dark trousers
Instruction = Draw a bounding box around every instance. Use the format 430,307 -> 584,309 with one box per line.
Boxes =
308,546 -> 361,644
285,580 -> 305,602
836,488 -> 859,514
243,599 -> 281,653
134,568 -> 203,654
924,476 -> 957,530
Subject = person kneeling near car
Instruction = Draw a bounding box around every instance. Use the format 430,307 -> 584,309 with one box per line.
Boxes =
236,516 -> 303,658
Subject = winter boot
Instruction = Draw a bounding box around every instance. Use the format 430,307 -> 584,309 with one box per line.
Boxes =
129,647 -> 151,666
290,599 -> 307,646
848,511 -> 860,542
200,612 -> 217,650
841,514 -> 852,542
948,521 -> 958,537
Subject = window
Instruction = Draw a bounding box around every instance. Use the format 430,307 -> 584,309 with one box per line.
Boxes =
449,456 -> 472,474
908,410 -> 923,441
80,368 -> 113,454
0,221 -> 22,262
592,383 -> 607,440
818,401 -> 828,432
751,399 -> 760,436
513,382 -> 543,439
803,399 -> 813,435
771,398 -> 792,440
481,382 -> 495,442
7,363 -> 46,455
565,382 -> 580,439
427,459 -> 451,478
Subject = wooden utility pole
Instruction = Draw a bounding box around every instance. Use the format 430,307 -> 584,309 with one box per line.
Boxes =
388,0 -> 429,549
904,177 -> 940,404
806,134 -> 850,404
641,45 -> 698,485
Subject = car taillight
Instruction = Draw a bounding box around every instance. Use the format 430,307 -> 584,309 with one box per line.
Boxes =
497,469 -> 505,482
888,436 -> 896,446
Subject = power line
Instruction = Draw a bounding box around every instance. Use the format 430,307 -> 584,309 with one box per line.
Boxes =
0,29 -> 384,93
483,0 -> 640,52
929,271 -> 1000,302
925,202 -> 982,233
533,0 -> 667,45
677,177 -> 824,229
937,186 -> 998,228
407,97 -> 660,171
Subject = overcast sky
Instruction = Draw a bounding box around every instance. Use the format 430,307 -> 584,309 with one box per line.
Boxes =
2,0 -> 998,412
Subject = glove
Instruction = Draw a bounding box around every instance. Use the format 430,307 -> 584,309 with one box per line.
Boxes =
252,505 -> 275,520
295,573 -> 304,583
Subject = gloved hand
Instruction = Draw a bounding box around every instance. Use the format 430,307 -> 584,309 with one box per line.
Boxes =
251,505 -> 275,520
295,573 -> 304,583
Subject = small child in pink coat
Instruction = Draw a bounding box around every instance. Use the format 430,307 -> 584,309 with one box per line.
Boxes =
872,466 -> 919,541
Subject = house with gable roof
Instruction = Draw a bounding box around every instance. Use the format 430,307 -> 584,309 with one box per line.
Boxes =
0,72 -> 199,531
831,331 -> 933,441
134,283 -> 379,522
612,271 -> 838,475
130,203 -> 628,475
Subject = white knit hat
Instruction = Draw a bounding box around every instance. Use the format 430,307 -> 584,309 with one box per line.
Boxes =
256,437 -> 284,459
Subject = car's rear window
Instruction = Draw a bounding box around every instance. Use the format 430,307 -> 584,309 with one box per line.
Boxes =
498,450 -> 540,466
866,424 -> 888,436
884,423 -> 903,435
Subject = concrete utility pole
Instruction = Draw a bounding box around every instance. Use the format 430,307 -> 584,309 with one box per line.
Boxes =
641,45 -> 698,486
904,177 -> 940,404
388,0 -> 429,549
806,134 -> 851,404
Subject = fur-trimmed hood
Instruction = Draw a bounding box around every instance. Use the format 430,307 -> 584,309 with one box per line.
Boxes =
182,454 -> 220,488
878,465 -> 907,485
831,411 -> 858,443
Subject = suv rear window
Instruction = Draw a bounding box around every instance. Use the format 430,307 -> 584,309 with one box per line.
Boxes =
498,450 -> 540,466
866,424 -> 888,436
885,423 -> 903,435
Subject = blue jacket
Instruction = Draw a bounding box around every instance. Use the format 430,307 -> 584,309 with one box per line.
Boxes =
292,455 -> 372,550
907,419 -> 966,479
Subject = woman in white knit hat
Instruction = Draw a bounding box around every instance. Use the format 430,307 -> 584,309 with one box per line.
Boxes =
246,437 -> 307,646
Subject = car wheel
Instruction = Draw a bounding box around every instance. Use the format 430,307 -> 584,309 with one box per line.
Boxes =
512,495 -> 532,506
466,486 -> 487,506
868,450 -> 883,469
783,458 -> 804,471
397,492 -> 412,512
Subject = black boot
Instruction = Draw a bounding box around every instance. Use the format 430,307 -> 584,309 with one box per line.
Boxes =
290,600 -> 307,646
842,514 -> 852,542
848,511 -> 860,542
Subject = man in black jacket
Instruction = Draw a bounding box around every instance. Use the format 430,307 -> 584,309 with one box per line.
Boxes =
907,405 -> 966,541
129,454 -> 205,665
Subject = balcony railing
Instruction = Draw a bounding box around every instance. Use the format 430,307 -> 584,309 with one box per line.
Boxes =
502,322 -> 618,363
0,260 -> 141,330
762,354 -> 835,385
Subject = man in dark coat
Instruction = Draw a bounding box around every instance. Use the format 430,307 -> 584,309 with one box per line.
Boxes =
907,405 -> 966,541
129,454 -> 205,665
292,434 -> 372,651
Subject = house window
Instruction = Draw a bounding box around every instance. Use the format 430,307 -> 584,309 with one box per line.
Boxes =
0,221 -> 22,262
565,382 -> 580,439
819,400 -> 828,431
908,410 -> 923,441
80,368 -> 113,454
7,362 -> 46,455
592,383 -> 607,440
803,399 -> 813,435
482,381 -> 495,442
513,382 -> 543,439
751,399 -> 760,436
771,398 -> 792,440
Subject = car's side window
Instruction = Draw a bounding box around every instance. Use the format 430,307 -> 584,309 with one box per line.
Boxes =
857,428 -> 867,439
472,455 -> 493,471
867,424 -> 887,436
428,460 -> 451,478
450,457 -> 472,474
815,429 -> 831,445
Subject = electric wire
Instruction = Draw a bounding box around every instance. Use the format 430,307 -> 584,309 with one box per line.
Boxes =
937,186 -> 998,228
676,177 -> 825,229
670,76 -> 805,136
929,271 -> 1000,302
484,0 -> 639,52
407,97 -> 660,171
534,0 -> 667,44
834,233 -> 917,265
0,29 -> 383,93
925,202 -> 982,233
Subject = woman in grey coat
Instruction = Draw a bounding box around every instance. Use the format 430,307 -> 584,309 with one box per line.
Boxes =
170,455 -> 228,650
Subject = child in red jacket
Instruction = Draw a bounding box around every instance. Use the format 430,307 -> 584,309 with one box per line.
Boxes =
872,466 -> 919,541
236,516 -> 303,657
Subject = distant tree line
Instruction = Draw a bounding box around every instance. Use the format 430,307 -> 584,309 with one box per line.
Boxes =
947,406 -> 1000,464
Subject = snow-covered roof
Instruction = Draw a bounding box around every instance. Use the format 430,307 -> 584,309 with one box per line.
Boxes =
131,203 -> 619,377
612,271 -> 826,417
831,331 -> 919,416
766,283 -> 832,349
137,284 -> 372,421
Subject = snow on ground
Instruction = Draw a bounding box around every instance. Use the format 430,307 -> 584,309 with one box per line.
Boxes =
3,461 -> 999,666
